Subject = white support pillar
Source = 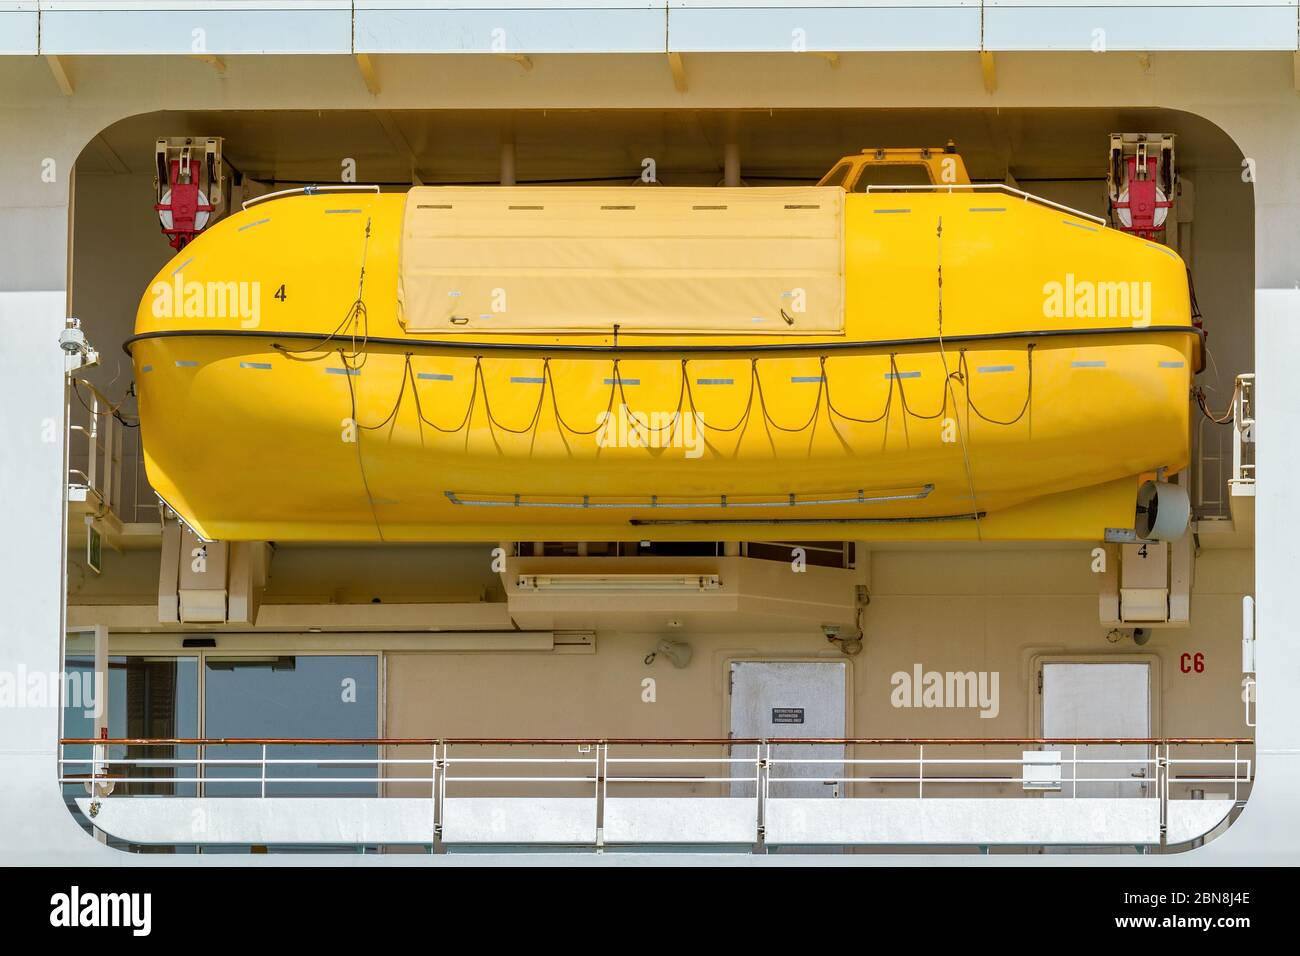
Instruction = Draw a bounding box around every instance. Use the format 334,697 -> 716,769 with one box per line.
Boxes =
723,113 -> 741,187
500,135 -> 517,186
1196,289 -> 1300,864
0,294 -> 111,860
723,141 -> 741,187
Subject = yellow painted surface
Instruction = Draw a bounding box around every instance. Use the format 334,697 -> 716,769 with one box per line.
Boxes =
817,146 -> 972,188
131,172 -> 1197,543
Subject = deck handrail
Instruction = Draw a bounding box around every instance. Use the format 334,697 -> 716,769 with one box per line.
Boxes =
61,736 -> 1253,746
862,182 -> 1109,226
61,737 -> 1253,848
242,184 -> 381,210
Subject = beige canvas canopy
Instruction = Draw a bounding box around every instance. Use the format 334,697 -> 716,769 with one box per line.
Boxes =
398,185 -> 845,335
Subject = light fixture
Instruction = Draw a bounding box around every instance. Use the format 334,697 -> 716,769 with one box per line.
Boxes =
516,573 -> 721,592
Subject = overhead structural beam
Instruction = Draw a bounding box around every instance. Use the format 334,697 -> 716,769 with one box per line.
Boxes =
372,110 -> 424,185
500,137 -> 517,186
980,51 -> 996,94
192,54 -> 227,75
355,53 -> 380,94
46,55 -> 74,96
92,134 -> 131,175
667,52 -> 687,93
723,112 -> 741,187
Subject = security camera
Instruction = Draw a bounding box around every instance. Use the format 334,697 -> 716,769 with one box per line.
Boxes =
821,624 -> 840,640
59,317 -> 98,369
58,317 -> 86,355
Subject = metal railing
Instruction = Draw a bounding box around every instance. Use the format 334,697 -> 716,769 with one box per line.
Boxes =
1194,373 -> 1255,518
1231,373 -> 1255,489
67,379 -> 158,526
862,182 -> 1109,226
242,184 -> 381,210
60,737 -> 1253,847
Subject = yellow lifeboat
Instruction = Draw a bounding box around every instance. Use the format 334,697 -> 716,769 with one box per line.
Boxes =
129,148 -> 1200,543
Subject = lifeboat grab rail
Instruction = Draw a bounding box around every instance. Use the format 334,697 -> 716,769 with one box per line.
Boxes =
242,184 -> 381,211
444,485 -> 934,509
864,183 -> 1109,227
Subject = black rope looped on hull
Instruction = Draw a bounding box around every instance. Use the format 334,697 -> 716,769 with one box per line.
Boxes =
329,346 -> 1037,439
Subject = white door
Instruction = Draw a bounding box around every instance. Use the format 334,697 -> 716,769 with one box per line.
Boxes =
729,661 -> 846,798
1041,662 -> 1151,798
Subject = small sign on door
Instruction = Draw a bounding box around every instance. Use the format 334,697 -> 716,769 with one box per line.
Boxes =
771,707 -> 805,724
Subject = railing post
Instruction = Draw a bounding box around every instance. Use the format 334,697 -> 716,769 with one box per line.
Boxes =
85,389 -> 99,496
1233,744 -> 1240,803
432,741 -> 446,854
594,742 -> 605,851
1158,743 -> 1169,848
101,406 -> 115,514
260,744 -> 267,798
918,744 -> 924,799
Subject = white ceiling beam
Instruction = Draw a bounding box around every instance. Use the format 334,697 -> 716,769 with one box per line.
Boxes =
355,53 -> 381,94
667,52 -> 687,93
191,54 -> 227,75
46,56 -> 74,96
498,53 -> 533,72
980,51 -> 997,94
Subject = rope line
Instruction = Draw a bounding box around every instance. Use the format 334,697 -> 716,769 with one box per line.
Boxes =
333,348 -> 1037,440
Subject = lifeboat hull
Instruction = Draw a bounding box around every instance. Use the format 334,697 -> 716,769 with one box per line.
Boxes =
130,187 -> 1197,543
